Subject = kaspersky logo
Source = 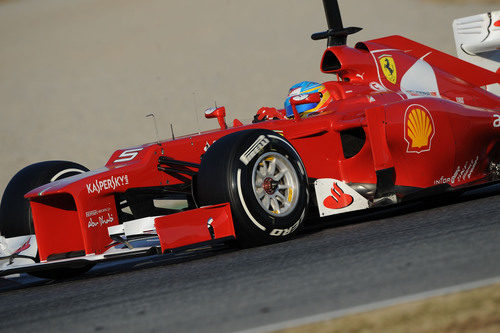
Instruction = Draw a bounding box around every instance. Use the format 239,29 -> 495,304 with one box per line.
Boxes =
379,55 -> 397,84
404,104 -> 435,153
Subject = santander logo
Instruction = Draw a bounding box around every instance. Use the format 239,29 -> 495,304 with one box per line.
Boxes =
323,182 -> 353,209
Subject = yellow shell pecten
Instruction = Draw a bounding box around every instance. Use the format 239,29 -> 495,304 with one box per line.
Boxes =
407,108 -> 433,148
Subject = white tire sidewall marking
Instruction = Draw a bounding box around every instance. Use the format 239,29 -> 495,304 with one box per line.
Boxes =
237,168 -> 266,231
239,135 -> 270,166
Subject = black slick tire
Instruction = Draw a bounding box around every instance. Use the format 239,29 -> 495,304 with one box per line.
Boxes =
0,161 -> 89,237
197,129 -> 309,246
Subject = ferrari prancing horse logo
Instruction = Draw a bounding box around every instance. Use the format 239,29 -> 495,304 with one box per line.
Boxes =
379,55 -> 397,84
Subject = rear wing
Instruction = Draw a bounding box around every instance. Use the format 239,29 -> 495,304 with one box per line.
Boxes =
453,11 -> 500,95
368,35 -> 498,89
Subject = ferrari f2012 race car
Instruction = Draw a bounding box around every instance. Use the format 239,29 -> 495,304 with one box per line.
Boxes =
1,0 -> 499,279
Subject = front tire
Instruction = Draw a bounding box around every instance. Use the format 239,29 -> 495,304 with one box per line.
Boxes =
0,160 -> 94,279
197,129 -> 309,246
0,161 -> 89,237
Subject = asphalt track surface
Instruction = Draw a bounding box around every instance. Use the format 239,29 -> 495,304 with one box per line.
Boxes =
0,185 -> 499,332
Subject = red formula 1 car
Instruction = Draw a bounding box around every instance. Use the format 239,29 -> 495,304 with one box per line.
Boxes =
1,0 -> 499,278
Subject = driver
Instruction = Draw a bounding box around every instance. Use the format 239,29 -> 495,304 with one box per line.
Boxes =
254,81 -> 332,122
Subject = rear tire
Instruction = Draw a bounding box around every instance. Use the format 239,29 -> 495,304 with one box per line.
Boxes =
197,129 -> 309,246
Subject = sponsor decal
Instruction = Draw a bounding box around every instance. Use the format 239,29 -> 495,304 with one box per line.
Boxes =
323,182 -> 353,209
405,90 -> 438,97
292,94 -> 308,102
88,219 -> 99,228
404,105 -> 435,154
369,81 -> 387,92
456,97 -> 464,104
314,179 -> 369,217
86,175 -> 129,194
434,156 -> 479,185
14,238 -> 31,254
88,213 -> 114,229
493,114 -> 500,128
288,87 -> 302,97
85,207 -> 111,218
379,55 -> 397,84
239,135 -> 270,165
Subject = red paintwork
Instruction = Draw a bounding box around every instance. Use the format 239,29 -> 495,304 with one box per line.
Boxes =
24,35 -> 500,260
255,107 -> 287,121
155,203 -> 235,252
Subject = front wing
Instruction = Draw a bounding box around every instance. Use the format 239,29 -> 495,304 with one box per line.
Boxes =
0,203 -> 235,277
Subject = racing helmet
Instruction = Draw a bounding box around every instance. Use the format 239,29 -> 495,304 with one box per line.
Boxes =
284,81 -> 332,118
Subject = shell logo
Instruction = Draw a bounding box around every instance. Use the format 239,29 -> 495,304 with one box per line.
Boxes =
404,104 -> 435,153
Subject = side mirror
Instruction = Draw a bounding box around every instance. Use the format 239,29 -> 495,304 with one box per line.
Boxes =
289,92 -> 321,120
205,106 -> 227,130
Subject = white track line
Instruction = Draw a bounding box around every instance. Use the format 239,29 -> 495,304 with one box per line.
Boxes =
237,276 -> 500,333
